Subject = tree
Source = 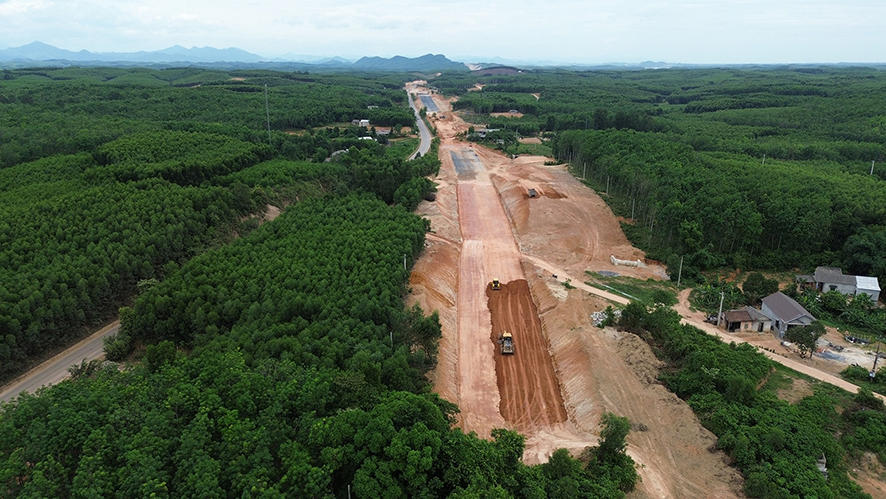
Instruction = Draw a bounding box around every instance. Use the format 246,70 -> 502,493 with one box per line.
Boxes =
582,413 -> 638,493
742,272 -> 779,306
784,321 -> 826,358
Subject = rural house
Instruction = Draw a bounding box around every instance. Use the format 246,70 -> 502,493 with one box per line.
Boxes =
722,306 -> 772,333
796,266 -> 881,302
761,292 -> 816,337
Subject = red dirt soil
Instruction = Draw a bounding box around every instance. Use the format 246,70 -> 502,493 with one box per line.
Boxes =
488,280 -> 567,432
406,85 -> 744,498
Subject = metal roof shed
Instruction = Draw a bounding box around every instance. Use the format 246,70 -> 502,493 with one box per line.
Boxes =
855,276 -> 881,303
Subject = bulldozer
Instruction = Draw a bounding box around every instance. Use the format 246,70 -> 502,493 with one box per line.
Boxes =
499,331 -> 515,355
491,278 -> 501,291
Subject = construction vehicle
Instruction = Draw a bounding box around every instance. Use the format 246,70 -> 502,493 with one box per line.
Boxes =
491,278 -> 501,290
499,331 -> 515,355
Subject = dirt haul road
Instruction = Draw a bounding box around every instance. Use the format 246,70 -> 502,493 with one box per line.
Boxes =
407,86 -> 743,498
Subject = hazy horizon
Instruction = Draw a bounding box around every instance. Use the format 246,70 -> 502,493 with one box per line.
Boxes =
2,0 -> 885,65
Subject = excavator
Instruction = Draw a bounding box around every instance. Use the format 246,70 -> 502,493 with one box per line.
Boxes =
499,331 -> 515,355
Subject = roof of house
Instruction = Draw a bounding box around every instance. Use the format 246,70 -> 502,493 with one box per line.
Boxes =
762,292 -> 816,324
724,309 -> 752,323
724,306 -> 771,323
814,266 -> 856,286
855,275 -> 881,292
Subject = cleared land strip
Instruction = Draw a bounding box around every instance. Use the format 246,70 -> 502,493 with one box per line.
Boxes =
453,147 -> 566,435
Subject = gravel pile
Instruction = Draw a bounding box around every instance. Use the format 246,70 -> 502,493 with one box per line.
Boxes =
592,309 -> 621,327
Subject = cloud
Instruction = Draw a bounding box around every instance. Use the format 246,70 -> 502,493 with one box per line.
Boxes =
0,0 -> 884,63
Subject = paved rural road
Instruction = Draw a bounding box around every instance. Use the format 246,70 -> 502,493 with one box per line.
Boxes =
0,321 -> 119,403
408,93 -> 432,160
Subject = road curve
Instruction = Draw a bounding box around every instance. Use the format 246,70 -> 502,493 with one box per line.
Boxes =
0,321 -> 120,403
407,92 -> 432,160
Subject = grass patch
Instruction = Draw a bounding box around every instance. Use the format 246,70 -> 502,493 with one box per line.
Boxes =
385,138 -> 420,159
760,366 -> 796,394
583,271 -> 677,305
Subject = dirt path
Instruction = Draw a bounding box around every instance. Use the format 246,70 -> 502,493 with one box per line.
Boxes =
408,87 -> 744,497
675,289 -> 886,403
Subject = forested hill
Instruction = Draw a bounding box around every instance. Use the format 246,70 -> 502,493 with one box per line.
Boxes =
0,67 -> 640,497
0,43 -> 470,72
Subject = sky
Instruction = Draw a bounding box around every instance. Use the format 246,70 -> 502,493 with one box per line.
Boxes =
1,0 -> 884,64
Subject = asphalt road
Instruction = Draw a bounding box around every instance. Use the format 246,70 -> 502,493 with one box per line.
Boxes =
419,94 -> 440,112
408,93 -> 432,160
0,321 -> 119,403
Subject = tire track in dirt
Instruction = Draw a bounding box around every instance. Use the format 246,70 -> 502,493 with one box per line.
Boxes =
452,146 -> 568,436
488,280 -> 567,433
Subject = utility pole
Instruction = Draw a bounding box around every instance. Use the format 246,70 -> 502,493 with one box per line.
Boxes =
716,291 -> 725,327
631,198 -> 635,222
264,84 -> 272,146
677,256 -> 684,287
762,154 -> 766,166
871,343 -> 881,381
871,160 -> 876,175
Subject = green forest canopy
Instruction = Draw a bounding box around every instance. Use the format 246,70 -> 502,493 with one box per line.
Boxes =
434,67 -> 886,284
0,67 -> 639,497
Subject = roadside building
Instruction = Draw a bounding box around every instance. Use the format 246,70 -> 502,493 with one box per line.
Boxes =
761,292 -> 816,337
722,306 -> 772,333
796,266 -> 881,302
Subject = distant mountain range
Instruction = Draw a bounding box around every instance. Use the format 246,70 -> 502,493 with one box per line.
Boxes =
0,42 -> 469,72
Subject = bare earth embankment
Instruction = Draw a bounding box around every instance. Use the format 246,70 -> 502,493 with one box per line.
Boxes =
407,86 -> 743,498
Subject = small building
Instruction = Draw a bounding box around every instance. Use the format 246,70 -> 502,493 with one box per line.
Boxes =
797,266 -> 881,302
351,119 -> 370,127
855,275 -> 881,303
475,128 -> 500,138
527,188 -> 538,198
813,266 -> 857,295
722,306 -> 772,333
375,129 -> 391,136
761,292 -> 816,337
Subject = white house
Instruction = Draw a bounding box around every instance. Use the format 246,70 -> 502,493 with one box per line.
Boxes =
800,266 -> 881,303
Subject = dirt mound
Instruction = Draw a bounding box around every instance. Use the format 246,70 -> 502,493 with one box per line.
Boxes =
408,238 -> 460,402
609,329 -> 664,386
488,279 -> 567,432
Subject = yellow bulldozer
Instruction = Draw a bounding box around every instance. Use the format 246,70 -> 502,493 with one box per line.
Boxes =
491,278 -> 501,290
499,331 -> 515,355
